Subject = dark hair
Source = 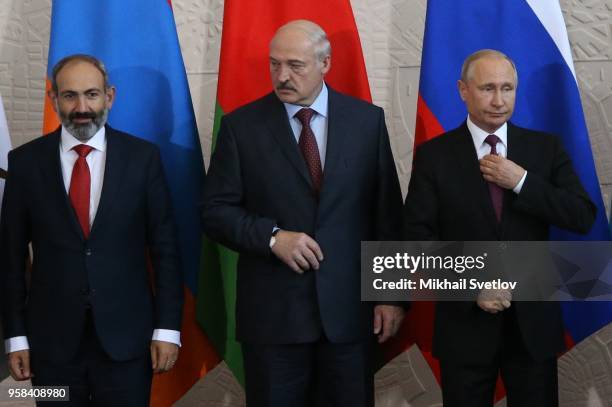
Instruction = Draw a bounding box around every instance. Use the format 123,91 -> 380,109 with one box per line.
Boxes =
51,54 -> 110,93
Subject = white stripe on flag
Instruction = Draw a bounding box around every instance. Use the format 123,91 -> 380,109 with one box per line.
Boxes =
0,93 -> 12,217
525,0 -> 576,79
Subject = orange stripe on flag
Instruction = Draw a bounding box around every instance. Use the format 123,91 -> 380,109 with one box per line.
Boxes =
150,288 -> 221,407
43,78 -> 60,135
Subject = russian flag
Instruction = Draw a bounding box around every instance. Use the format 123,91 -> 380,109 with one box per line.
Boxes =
44,1 -> 216,405
415,0 -> 611,346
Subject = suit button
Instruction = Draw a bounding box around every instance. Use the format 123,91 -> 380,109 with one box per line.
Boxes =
85,249 -> 92,256
81,288 -> 89,295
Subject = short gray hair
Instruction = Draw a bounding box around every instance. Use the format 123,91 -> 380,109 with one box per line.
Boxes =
461,49 -> 517,84
51,54 -> 110,93
277,20 -> 331,61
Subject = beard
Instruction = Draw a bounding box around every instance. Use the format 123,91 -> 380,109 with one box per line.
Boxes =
59,108 -> 108,141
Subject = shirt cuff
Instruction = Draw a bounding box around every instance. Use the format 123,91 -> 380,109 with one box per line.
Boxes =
5,336 -> 30,354
513,171 -> 527,194
152,329 -> 181,347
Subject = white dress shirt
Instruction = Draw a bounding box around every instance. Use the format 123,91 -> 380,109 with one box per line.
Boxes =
5,126 -> 180,354
284,83 -> 329,168
466,116 -> 527,194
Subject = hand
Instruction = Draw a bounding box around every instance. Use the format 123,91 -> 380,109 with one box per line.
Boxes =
8,350 -> 32,381
373,305 -> 405,343
150,340 -> 179,373
271,230 -> 324,274
477,288 -> 512,314
480,154 -> 525,190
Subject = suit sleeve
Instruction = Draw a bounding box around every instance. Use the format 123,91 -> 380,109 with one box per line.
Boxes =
513,136 -> 596,234
375,108 -> 409,309
200,117 -> 276,256
375,108 -> 404,240
145,147 -> 184,331
403,144 -> 440,241
1,151 -> 31,339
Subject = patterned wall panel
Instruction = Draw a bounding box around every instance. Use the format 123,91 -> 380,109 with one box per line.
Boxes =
0,0 -> 611,405
0,0 -> 50,147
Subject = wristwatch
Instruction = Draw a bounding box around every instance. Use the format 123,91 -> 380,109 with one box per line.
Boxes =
269,227 -> 281,248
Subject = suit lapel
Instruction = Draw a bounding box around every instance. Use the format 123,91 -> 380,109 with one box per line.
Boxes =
320,88 -> 351,196
506,123 -> 530,173
454,124 -> 500,235
502,122 -> 530,234
39,129 -> 85,240
263,93 -> 313,190
90,126 -> 127,237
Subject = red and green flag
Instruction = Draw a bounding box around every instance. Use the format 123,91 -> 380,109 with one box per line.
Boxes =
198,0 -> 372,385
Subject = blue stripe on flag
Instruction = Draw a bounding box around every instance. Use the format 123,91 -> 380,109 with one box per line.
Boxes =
420,0 -> 611,341
48,0 -> 204,293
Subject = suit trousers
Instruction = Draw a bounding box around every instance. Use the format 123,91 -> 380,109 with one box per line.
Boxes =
439,307 -> 559,407
31,310 -> 152,407
242,336 -> 374,407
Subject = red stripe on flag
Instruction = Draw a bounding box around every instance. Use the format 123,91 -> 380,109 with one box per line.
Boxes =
382,302 -> 439,381
150,288 -> 220,407
216,0 -> 371,114
415,94 -> 445,148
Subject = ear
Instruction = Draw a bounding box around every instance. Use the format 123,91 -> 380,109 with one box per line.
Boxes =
457,80 -> 467,101
320,55 -> 331,75
105,86 -> 116,109
47,90 -> 59,113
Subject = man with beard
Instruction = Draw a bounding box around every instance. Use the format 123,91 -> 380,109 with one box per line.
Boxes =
0,54 -> 183,405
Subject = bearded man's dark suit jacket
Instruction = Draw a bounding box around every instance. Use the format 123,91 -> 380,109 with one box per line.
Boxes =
0,126 -> 183,365
403,122 -> 596,399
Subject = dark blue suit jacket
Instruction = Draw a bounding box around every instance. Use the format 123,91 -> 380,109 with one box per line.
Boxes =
201,88 -> 403,344
0,126 -> 183,362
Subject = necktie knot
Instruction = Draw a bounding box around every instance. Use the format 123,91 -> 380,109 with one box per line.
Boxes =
484,134 -> 500,154
295,108 -> 315,127
73,144 -> 94,158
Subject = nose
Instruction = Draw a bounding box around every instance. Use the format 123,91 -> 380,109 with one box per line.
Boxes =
75,95 -> 88,112
491,90 -> 504,107
278,64 -> 291,83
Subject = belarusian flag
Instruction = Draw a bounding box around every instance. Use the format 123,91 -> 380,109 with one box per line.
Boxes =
198,0 -> 371,385
43,1 -> 215,405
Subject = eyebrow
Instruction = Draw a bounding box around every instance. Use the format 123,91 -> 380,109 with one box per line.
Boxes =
269,57 -> 306,65
478,82 -> 515,87
60,88 -> 103,95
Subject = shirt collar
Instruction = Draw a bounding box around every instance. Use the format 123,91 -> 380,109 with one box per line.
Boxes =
284,82 -> 329,120
466,115 -> 507,149
60,125 -> 107,153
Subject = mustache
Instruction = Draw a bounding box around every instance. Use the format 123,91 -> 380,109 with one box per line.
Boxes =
69,112 -> 97,121
277,82 -> 296,91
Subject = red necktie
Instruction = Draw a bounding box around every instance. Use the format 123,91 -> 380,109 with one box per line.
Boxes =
69,144 -> 94,238
295,108 -> 323,196
484,134 -> 503,223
